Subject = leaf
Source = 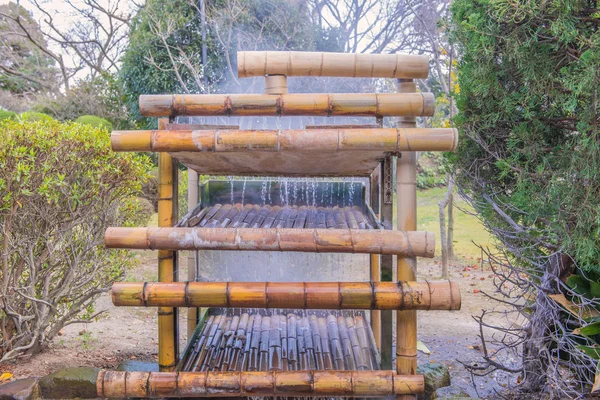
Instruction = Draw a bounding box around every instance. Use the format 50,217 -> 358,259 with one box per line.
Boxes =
0,372 -> 12,382
578,345 -> 600,360
591,281 -> 600,298
548,293 -> 600,320
573,321 -> 600,336
417,340 -> 431,355
566,275 -> 591,297
594,361 -> 600,393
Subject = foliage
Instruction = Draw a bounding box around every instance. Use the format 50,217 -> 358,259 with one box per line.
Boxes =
450,0 -> 600,396
0,2 -> 58,95
76,115 -> 113,131
0,119 -> 152,361
35,74 -> 130,129
18,111 -> 53,122
120,0 -> 225,128
416,153 -> 447,189
0,109 -> 16,121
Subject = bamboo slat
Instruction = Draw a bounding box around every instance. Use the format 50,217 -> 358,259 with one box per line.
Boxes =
237,51 -> 429,79
111,281 -> 461,310
104,227 -> 435,257
138,93 -> 434,117
111,128 -> 458,153
97,370 -> 424,398
157,118 -> 178,371
396,79 -> 419,400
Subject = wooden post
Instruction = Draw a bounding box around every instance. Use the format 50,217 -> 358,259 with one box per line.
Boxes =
158,117 -> 178,371
187,169 -> 198,340
396,79 -> 418,400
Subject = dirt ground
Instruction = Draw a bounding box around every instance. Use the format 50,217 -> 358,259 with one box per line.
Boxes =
2,251 -> 517,399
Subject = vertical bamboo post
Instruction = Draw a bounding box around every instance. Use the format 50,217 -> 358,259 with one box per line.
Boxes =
380,156 -> 395,369
370,122 -> 382,352
396,79 -> 418,400
187,169 -> 199,339
264,74 -> 288,95
158,117 -> 178,371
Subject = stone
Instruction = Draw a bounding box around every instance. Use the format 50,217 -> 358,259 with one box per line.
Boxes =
0,378 -> 38,400
116,360 -> 159,372
417,362 -> 451,399
431,385 -> 473,399
38,367 -> 99,399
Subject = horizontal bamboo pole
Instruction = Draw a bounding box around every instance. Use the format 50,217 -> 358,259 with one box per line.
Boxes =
111,128 -> 458,153
104,227 -> 435,257
237,51 -> 429,79
139,93 -> 434,117
111,281 -> 461,311
97,370 -> 424,398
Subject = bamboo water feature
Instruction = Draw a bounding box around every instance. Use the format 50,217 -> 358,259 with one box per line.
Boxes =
98,51 -> 461,399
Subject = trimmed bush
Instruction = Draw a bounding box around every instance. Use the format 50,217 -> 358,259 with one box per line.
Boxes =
18,111 -> 54,122
0,119 -> 152,361
0,109 -> 16,121
76,115 -> 113,131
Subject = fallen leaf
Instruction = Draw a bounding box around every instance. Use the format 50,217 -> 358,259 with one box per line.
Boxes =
417,340 -> 431,355
480,277 -> 485,281
473,289 -> 480,293
0,372 -> 13,382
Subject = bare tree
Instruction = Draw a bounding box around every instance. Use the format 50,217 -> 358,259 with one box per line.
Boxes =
2,0 -> 133,92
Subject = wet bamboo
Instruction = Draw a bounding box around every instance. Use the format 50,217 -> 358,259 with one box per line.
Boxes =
104,227 -> 435,258
157,118 -> 178,371
138,93 -> 434,117
237,51 -> 429,79
396,79 -> 418,400
111,127 -> 457,153
111,281 -> 461,310
97,370 -> 424,398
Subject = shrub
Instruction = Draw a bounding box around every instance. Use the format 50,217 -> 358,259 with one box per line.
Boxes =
18,111 -> 54,122
0,110 -> 16,121
0,119 -> 152,361
450,0 -> 600,396
76,115 -> 113,131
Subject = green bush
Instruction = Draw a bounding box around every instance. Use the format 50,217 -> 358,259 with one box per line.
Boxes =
18,111 -> 54,122
76,115 -> 113,131
0,119 -> 152,361
0,110 -> 16,121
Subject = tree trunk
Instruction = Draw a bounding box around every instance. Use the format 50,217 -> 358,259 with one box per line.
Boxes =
438,175 -> 455,279
447,190 -> 454,260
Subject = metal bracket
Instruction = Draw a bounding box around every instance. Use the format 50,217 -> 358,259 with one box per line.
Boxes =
383,157 -> 393,204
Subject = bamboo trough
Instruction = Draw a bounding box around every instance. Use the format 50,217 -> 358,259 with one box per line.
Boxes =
138,93 -> 434,117
104,227 -> 435,257
111,128 -> 458,153
97,370 -> 424,398
237,51 -> 429,79
111,281 -> 461,310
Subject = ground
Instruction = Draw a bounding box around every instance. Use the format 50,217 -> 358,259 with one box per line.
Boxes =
0,188 -> 517,398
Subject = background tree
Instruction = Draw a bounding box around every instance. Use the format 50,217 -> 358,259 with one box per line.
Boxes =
450,0 -> 600,396
0,2 -> 59,110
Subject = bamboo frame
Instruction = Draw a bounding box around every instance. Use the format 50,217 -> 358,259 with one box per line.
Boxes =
158,118 -> 178,371
138,93 -> 434,117
237,51 -> 429,79
111,127 -> 458,153
371,253 -> 382,350
396,79 -> 418,400
264,75 -> 288,95
104,227 -> 435,258
97,370 -> 423,398
111,281 -> 461,310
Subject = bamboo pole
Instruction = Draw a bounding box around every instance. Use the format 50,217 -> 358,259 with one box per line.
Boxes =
237,51 -> 429,79
104,227 -> 435,258
187,170 -> 198,340
97,370 -> 424,398
264,75 -> 288,95
111,281 -> 461,310
371,253 -> 382,350
138,93 -> 434,117
396,79 -> 418,400
157,118 -> 178,371
111,127 -> 458,153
